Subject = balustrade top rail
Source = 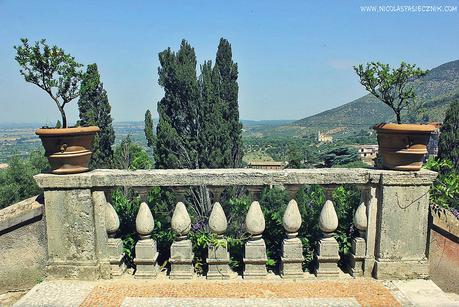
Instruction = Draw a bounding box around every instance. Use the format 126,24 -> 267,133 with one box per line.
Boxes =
34,168 -> 437,189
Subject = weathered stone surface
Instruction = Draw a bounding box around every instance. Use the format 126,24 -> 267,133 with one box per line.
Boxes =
319,200 -> 338,235
374,185 -> 431,279
44,189 -> 101,279
281,237 -> 304,279
245,201 -> 265,236
349,237 -> 366,277
134,239 -> 158,279
209,202 -> 227,235
171,202 -> 191,237
136,202 -> 154,239
34,168 -> 438,189
206,241 -> 231,280
170,239 -> 193,279
353,201 -> 367,233
107,238 -> 126,276
243,238 -> 267,279
283,199 -> 302,235
105,202 -> 120,238
315,237 -> 340,277
92,191 -> 110,279
0,196 -> 47,293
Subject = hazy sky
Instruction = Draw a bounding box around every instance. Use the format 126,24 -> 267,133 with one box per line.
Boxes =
0,0 -> 458,125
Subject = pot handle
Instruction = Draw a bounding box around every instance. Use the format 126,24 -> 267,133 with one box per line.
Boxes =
60,143 -> 68,153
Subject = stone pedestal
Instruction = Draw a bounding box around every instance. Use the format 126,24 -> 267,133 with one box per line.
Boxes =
107,238 -> 126,276
206,241 -> 230,280
170,239 -> 193,279
374,183 -> 431,279
315,236 -> 340,277
349,237 -> 366,277
134,239 -> 158,278
243,238 -> 267,279
281,237 -> 304,279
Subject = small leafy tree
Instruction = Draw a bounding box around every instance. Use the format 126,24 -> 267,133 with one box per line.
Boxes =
14,38 -> 84,128
354,62 -> 427,124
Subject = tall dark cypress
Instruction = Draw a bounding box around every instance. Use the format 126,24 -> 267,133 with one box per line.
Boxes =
438,98 -> 459,170
214,38 -> 243,167
78,64 -> 115,169
144,109 -> 155,148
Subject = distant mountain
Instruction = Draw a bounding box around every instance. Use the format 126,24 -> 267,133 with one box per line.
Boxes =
294,60 -> 459,131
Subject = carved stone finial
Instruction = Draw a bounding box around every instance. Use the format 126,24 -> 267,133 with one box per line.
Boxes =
319,199 -> 338,236
136,202 -> 154,240
209,202 -> 227,235
353,201 -> 368,236
171,202 -> 191,238
282,199 -> 302,238
105,201 -> 120,238
245,201 -> 265,238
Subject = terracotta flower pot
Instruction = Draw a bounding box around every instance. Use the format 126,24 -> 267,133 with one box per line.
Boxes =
35,126 -> 100,174
373,123 -> 436,171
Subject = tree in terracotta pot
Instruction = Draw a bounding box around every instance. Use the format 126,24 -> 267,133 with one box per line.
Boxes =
15,38 -> 100,174
354,62 -> 436,171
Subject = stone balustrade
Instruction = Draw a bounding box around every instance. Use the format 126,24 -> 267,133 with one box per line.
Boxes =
34,168 -> 437,280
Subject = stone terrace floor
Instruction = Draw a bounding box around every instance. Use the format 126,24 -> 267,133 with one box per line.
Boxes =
11,273 -> 459,307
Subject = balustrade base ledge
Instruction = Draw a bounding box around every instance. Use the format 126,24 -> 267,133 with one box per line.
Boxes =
374,259 -> 429,280
47,262 -> 102,280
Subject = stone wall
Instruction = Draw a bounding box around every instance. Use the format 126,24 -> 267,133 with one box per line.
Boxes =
429,206 -> 459,294
0,195 -> 47,293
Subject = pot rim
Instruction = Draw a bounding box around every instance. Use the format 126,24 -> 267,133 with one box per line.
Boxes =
35,126 -> 100,136
373,122 -> 437,133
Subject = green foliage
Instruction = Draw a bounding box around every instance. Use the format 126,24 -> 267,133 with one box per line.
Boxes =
323,147 -> 359,168
144,109 -> 155,148
111,186 -> 175,268
354,61 -> 427,124
425,158 -> 459,211
0,150 -> 49,209
214,38 -> 243,167
14,38 -> 84,127
78,64 -> 115,169
113,135 -> 152,170
438,98 -> 459,171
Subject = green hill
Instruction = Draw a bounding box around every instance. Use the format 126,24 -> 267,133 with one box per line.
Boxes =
294,59 -> 459,132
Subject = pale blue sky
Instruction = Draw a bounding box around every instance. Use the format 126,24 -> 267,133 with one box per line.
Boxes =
0,0 -> 458,125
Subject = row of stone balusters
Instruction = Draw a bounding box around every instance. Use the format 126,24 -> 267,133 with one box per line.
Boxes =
104,189 -> 369,279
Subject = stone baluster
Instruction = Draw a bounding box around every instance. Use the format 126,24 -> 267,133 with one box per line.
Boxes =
169,202 -> 193,279
349,193 -> 368,277
281,199 -> 304,279
243,200 -> 268,279
206,202 -> 231,279
315,186 -> 340,277
134,202 -> 158,278
105,201 -> 126,276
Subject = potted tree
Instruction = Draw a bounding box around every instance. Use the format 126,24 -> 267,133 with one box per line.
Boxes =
15,38 -> 99,174
354,62 -> 436,171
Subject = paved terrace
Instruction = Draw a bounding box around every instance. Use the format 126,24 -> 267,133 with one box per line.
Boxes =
13,276 -> 459,306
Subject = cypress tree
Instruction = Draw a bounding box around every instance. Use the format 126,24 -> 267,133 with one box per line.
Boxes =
155,40 -> 201,170
144,109 -> 155,148
438,98 -> 459,170
214,38 -> 243,167
78,64 -> 115,169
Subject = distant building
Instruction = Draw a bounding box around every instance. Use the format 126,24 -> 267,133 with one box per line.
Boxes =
248,161 -> 286,170
317,131 -> 333,143
358,145 -> 379,165
0,163 -> 8,169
